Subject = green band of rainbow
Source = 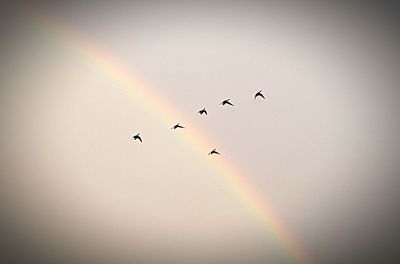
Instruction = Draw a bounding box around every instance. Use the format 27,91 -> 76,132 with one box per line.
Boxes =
28,9 -> 311,264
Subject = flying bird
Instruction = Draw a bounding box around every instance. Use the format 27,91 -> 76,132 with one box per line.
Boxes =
254,90 -> 265,100
220,99 -> 234,106
171,123 -> 185,130
208,148 -> 220,155
132,133 -> 142,142
198,108 -> 207,115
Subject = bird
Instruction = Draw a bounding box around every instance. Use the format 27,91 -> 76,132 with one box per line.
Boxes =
254,90 -> 265,100
220,99 -> 234,106
198,108 -> 207,115
171,123 -> 185,130
132,133 -> 142,142
208,148 -> 220,155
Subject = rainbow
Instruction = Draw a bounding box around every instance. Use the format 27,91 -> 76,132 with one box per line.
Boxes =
28,8 -> 311,264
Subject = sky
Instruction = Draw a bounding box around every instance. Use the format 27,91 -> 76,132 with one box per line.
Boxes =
1,1 -> 400,263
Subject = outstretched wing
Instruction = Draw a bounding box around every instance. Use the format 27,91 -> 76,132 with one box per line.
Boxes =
255,92 -> 265,99
209,149 -> 220,155
221,99 -> 230,105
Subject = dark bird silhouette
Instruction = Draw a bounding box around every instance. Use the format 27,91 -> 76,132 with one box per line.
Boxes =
255,90 -> 265,100
132,133 -> 142,142
208,148 -> 220,155
171,123 -> 185,130
198,108 -> 207,115
220,99 -> 234,106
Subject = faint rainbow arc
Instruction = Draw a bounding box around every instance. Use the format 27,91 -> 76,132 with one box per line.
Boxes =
31,10 -> 311,264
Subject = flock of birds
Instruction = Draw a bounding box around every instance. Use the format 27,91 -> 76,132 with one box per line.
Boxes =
131,90 -> 266,155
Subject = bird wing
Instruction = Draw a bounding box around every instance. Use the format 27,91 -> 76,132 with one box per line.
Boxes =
226,101 -> 234,106
138,136 -> 142,142
255,92 -> 265,99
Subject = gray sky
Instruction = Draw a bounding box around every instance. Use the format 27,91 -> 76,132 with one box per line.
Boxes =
1,1 -> 400,263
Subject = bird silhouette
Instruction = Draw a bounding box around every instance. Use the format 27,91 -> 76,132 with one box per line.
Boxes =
220,99 -> 234,106
198,108 -> 207,115
171,123 -> 185,130
132,133 -> 142,142
208,148 -> 220,155
255,90 -> 265,100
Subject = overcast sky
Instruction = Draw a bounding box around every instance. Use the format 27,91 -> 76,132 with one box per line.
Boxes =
1,1 -> 400,263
